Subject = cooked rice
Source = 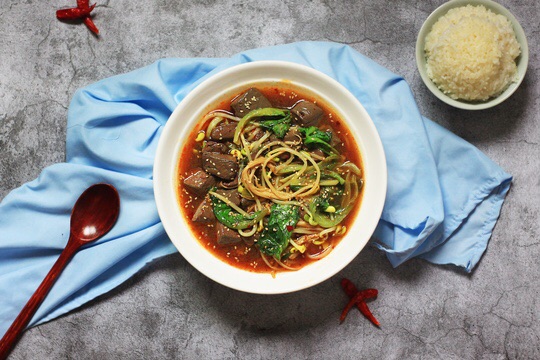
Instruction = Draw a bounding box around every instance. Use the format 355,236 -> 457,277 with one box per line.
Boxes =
425,5 -> 520,101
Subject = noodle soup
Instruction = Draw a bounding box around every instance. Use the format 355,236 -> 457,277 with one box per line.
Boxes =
177,86 -> 363,274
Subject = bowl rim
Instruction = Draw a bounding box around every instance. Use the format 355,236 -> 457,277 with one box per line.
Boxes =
154,60 -> 387,294
415,0 -> 529,110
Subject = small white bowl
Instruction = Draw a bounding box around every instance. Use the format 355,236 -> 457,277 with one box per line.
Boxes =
154,61 -> 387,294
416,0 -> 529,110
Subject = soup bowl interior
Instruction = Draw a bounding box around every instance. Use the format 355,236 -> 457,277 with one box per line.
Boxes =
154,61 -> 387,294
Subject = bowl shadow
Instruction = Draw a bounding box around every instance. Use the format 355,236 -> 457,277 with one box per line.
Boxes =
38,245 -> 454,342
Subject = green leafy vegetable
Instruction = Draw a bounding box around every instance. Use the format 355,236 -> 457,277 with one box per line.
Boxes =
322,170 -> 345,185
210,192 -> 268,230
233,108 -> 291,143
317,186 -> 342,210
308,186 -> 352,228
256,109 -> 292,138
258,204 -> 300,259
317,154 -> 341,171
299,126 -> 338,154
266,121 -> 290,139
300,126 -> 331,143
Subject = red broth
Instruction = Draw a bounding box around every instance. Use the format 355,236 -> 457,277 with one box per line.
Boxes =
176,86 -> 363,273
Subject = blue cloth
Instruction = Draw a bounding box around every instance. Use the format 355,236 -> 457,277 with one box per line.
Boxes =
0,42 -> 511,335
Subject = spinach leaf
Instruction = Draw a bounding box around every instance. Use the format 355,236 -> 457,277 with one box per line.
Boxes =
299,126 -> 337,154
315,186 -> 342,211
317,154 -> 341,171
210,192 -> 267,230
234,108 -> 292,144
267,122 -> 290,139
322,170 -> 345,185
256,109 -> 292,138
300,126 -> 331,143
309,186 -> 352,228
258,204 -> 300,259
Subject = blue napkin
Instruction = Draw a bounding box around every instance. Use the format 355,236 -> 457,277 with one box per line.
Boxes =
0,41 -> 511,335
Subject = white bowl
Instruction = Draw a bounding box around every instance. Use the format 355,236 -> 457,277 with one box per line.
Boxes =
154,61 -> 387,294
416,0 -> 529,110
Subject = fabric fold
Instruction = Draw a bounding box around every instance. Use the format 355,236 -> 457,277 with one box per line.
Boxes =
0,41 -> 511,337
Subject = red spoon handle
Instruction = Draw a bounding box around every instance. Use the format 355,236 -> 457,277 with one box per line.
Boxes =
0,238 -> 79,359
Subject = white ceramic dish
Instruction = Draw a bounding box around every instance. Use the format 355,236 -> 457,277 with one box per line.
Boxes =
416,0 -> 528,110
154,61 -> 387,294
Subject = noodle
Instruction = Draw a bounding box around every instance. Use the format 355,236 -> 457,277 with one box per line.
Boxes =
306,245 -> 333,260
241,144 -> 321,201
203,111 -> 241,122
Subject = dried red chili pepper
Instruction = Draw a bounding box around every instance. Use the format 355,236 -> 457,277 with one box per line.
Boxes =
56,4 -> 95,20
56,1 -> 99,35
355,289 -> 379,326
341,277 -> 358,297
340,291 -> 368,322
83,17 -> 100,35
340,278 -> 380,326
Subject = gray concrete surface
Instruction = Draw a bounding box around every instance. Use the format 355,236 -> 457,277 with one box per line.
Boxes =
1,0 -> 539,359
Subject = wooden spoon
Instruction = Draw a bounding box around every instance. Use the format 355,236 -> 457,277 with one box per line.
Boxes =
0,183 -> 120,359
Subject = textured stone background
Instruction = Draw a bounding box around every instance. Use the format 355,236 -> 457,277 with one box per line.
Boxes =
1,0 -> 539,359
